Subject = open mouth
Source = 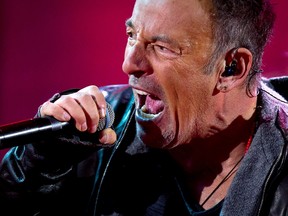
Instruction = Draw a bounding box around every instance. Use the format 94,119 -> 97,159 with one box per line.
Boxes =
135,89 -> 164,120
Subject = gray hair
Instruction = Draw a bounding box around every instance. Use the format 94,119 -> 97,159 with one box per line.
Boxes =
207,0 -> 276,90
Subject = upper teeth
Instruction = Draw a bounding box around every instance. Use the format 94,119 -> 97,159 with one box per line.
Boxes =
135,89 -> 148,96
134,89 -> 148,110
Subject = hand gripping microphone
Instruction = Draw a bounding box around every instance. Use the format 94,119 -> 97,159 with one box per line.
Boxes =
0,103 -> 115,150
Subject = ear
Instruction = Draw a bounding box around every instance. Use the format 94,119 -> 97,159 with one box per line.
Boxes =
216,47 -> 253,92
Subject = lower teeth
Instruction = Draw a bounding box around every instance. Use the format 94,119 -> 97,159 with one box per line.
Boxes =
139,105 -> 160,119
141,105 -> 148,113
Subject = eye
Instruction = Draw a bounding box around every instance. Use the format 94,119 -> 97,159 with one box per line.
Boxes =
126,26 -> 136,39
126,29 -> 137,46
126,31 -> 133,39
154,45 -> 169,52
152,44 -> 180,58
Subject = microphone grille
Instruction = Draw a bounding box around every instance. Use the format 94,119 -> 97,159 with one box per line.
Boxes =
97,103 -> 115,131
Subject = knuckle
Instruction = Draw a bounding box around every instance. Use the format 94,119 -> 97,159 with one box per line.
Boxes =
40,101 -> 52,114
80,93 -> 92,101
88,85 -> 99,92
57,95 -> 74,104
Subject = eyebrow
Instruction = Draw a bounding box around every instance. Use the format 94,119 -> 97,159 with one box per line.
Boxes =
125,19 -> 134,28
151,35 -> 175,44
125,19 -> 178,47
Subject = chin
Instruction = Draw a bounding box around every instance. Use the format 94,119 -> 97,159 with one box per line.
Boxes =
135,119 -> 175,149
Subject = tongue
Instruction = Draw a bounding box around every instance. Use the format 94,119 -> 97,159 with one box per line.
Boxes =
145,95 -> 164,114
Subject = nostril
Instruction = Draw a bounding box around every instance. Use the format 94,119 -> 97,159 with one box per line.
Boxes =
133,71 -> 145,78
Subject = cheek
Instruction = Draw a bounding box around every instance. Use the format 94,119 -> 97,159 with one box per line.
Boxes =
172,78 -> 213,132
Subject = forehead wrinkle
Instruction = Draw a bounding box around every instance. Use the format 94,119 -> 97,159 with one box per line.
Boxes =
126,18 -> 179,44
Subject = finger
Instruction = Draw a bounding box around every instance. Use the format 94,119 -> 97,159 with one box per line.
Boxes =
79,86 -> 107,118
55,95 -> 90,131
98,128 -> 117,145
77,86 -> 109,133
40,101 -> 71,121
72,93 -> 100,133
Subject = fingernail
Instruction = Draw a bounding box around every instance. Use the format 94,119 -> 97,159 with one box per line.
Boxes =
102,133 -> 112,144
63,112 -> 70,121
100,108 -> 106,118
90,125 -> 97,133
102,134 -> 108,144
81,122 -> 87,131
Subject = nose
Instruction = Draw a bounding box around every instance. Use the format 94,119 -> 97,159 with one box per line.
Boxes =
122,42 -> 150,77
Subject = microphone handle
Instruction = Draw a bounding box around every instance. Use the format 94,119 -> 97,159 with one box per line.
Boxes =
0,117 -> 69,150
0,103 -> 115,150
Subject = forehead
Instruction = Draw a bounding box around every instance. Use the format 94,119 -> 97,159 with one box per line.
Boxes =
130,0 -> 213,40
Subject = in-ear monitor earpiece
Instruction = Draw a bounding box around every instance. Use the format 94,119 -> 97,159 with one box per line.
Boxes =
222,60 -> 237,77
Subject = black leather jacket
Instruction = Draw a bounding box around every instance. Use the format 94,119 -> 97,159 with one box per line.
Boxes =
0,76 -> 288,216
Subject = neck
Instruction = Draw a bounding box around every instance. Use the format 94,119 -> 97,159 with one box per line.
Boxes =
169,116 -> 256,209
170,104 -> 256,172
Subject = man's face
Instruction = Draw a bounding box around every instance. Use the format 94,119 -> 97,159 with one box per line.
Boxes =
122,0 -> 221,149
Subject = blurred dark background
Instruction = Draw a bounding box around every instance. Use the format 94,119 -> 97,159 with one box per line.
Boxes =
0,0 -> 287,158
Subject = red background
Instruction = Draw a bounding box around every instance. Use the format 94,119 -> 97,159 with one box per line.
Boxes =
0,0 -> 287,158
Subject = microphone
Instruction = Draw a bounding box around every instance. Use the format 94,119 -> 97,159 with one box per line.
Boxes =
0,103 -> 115,150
